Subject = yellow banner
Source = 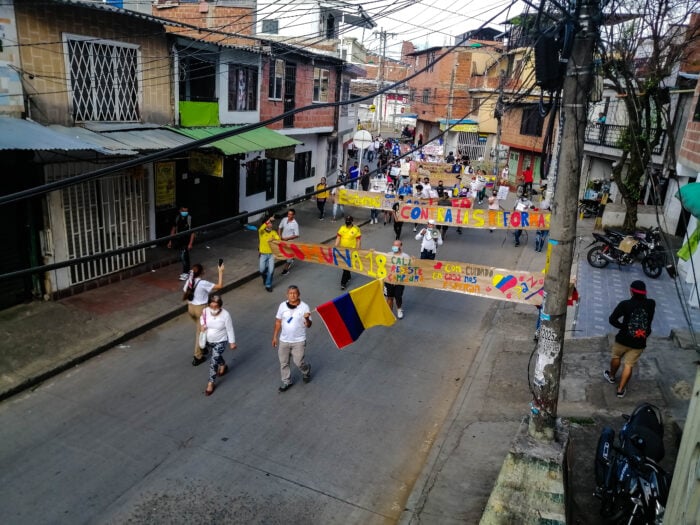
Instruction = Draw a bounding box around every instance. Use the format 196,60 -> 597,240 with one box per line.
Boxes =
337,189 -> 550,230
269,241 -> 544,306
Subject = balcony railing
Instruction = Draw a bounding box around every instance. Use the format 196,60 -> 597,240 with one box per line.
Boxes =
584,123 -> 666,155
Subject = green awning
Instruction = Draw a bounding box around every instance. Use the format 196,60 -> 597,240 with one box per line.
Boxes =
168,126 -> 301,156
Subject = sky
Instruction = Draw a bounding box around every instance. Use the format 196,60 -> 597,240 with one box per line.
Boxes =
343,0 -> 527,59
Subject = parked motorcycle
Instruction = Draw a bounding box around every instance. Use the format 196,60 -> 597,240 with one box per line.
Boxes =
586,230 -> 665,278
579,198 -> 601,218
594,403 -> 671,524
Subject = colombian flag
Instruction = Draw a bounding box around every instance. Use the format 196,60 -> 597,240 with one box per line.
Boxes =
316,279 -> 396,349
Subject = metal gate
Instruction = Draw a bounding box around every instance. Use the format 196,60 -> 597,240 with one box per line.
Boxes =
457,132 -> 486,161
47,163 -> 148,285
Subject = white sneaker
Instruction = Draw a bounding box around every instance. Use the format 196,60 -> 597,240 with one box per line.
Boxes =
179,273 -> 189,281
397,308 -> 404,319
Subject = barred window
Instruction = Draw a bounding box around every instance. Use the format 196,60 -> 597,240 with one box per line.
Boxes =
520,105 -> 544,136
294,151 -> 312,181
313,67 -> 329,102
66,35 -> 140,122
228,65 -> 258,111
422,89 -> 430,104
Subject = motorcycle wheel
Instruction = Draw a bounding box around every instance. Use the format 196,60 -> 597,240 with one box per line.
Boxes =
642,254 -> 663,279
588,246 -> 610,268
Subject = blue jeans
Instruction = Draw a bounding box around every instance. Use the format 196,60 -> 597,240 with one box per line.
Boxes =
514,230 -> 523,245
370,208 -> 379,221
259,253 -> 275,288
179,247 -> 191,274
535,230 -> 549,252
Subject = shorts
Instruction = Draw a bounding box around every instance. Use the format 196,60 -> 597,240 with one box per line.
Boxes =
383,283 -> 405,300
611,341 -> 644,367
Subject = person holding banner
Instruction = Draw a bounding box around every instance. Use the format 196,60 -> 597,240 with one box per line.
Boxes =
416,219 -> 443,260
259,216 -> 280,292
272,285 -> 312,392
513,193 -> 534,247
335,216 -> 362,290
278,209 -> 300,274
384,240 -> 409,319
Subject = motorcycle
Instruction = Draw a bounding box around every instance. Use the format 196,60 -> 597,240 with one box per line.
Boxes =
579,198 -> 601,218
586,230 -> 665,279
594,403 -> 671,524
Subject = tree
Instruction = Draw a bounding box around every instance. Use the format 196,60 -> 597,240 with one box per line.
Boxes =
597,0 -> 700,230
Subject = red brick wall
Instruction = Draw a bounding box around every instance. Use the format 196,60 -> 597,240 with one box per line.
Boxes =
153,3 -> 254,36
679,77 -> 700,172
500,106 -> 547,152
259,56 -> 337,129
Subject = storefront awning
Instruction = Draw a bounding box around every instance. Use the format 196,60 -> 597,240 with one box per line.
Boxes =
168,126 -> 301,156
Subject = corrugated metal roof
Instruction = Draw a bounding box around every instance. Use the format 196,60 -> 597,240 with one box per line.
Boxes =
98,128 -> 195,151
48,125 -> 137,155
0,118 -> 114,152
50,0 -> 186,29
169,126 -> 302,156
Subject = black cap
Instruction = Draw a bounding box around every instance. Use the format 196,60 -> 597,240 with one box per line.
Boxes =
630,280 -> 646,295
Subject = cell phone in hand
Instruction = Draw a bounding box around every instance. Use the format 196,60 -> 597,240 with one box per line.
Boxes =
218,258 -> 224,267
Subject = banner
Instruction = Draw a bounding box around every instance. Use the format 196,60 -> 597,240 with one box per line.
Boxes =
269,241 -> 545,306
337,189 -> 550,230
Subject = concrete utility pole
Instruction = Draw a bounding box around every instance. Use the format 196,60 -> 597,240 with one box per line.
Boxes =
374,29 -> 396,134
529,0 -> 601,437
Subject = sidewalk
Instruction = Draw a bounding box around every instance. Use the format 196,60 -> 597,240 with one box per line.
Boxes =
1,198 -> 699,523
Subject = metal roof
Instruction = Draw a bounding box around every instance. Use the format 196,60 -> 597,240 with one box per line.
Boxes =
49,0 -> 186,29
169,126 -> 302,156
97,128 -> 195,151
0,118 -> 121,153
48,125 -> 137,155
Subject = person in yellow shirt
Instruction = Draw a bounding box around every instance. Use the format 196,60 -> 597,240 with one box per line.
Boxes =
259,216 -> 280,292
335,215 -> 362,290
316,177 -> 330,220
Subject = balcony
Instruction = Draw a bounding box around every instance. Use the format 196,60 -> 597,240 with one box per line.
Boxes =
584,123 -> 666,155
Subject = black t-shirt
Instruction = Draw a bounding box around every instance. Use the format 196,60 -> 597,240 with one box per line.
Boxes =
173,214 -> 192,248
609,297 -> 656,349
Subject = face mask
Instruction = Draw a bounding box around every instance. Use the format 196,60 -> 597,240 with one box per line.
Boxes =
345,220 -> 352,226
391,246 -> 399,253
180,211 -> 188,217
210,308 -> 220,315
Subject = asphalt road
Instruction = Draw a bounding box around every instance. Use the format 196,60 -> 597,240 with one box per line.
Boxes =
0,223 -> 523,524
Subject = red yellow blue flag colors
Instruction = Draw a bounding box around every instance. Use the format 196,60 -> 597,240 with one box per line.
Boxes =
316,279 -> 396,349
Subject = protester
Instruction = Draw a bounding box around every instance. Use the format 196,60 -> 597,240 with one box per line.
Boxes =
360,165 -> 371,191
278,209 -> 300,274
513,193 -> 534,247
258,216 -> 280,292
521,164 -> 534,195
416,219 -> 443,259
604,280 -> 656,398
392,199 -> 404,240
182,263 -> 224,366
488,189 -> 502,233
331,176 -> 345,221
335,215 -> 362,290
348,161 -> 359,189
534,198 -> 551,252
168,205 -> 196,280
445,151 -> 455,163
383,182 -> 396,225
315,177 -> 329,220
384,240 -> 409,319
200,294 -> 236,396
271,285 -> 312,392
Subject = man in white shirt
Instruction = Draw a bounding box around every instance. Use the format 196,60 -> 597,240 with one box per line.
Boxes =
416,219 -> 443,259
513,194 -> 534,247
278,209 -> 300,275
271,285 -> 312,392
384,240 -> 410,319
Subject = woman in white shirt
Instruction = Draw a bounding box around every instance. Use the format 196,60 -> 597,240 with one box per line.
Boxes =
183,263 -> 224,366
200,294 -> 237,396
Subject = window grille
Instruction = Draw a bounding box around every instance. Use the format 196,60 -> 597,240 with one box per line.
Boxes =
228,65 -> 258,111
268,59 -> 284,99
66,36 -> 140,122
313,67 -> 329,102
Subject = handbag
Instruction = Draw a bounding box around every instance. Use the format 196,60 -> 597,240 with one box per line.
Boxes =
182,278 -> 199,302
198,309 -> 208,349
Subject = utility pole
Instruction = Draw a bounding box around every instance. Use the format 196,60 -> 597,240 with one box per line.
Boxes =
493,69 -> 505,177
374,29 -> 395,135
529,0 -> 601,438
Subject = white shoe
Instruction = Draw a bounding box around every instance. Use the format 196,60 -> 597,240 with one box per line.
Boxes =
397,308 -> 404,319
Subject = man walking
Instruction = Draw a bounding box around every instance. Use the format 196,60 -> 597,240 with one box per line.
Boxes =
168,205 -> 195,280
604,280 -> 656,398
272,285 -> 312,392
384,240 -> 409,319
278,209 -> 300,275
416,219 -> 442,259
258,216 -> 280,292
335,215 -> 361,290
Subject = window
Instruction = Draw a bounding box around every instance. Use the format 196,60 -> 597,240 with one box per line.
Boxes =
520,106 -> 544,136
246,156 -> 270,196
178,53 -> 217,102
269,59 -> 284,99
313,67 -> 330,102
261,19 -> 279,34
294,151 -> 312,181
66,35 -> 140,122
340,80 -> 350,116
470,97 -> 480,115
228,65 -> 258,111
409,88 -> 416,102
422,89 -> 430,104
426,51 -> 435,73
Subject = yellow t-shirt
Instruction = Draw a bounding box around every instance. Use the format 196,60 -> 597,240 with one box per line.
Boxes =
316,183 -> 330,200
258,225 -> 280,254
336,225 -> 361,249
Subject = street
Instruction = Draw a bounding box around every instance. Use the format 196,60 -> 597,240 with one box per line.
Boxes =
0,218 -> 525,524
